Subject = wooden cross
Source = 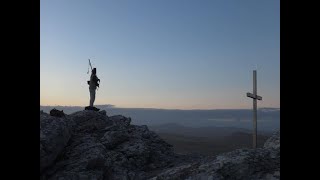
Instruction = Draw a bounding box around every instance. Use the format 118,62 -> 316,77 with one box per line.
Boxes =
246,70 -> 262,148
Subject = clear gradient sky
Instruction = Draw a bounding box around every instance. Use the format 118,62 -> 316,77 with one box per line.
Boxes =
40,0 -> 280,109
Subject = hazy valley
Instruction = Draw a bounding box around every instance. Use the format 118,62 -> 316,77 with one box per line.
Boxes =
41,105 -> 279,156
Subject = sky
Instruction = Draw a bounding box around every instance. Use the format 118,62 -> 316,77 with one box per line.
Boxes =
40,0 -> 280,109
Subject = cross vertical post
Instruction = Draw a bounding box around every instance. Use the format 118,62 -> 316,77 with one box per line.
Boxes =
253,70 -> 257,148
247,70 -> 262,149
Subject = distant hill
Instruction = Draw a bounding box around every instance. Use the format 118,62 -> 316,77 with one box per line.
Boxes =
149,123 -> 251,138
149,123 -> 272,137
157,131 -> 270,156
148,123 -> 271,156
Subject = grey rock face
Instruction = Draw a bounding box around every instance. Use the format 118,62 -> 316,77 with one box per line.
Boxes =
40,110 -> 176,180
150,130 -> 280,180
263,130 -> 280,150
40,112 -> 74,174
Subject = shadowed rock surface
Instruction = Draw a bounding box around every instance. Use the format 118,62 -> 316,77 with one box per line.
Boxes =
40,110 -> 280,180
40,110 -> 178,180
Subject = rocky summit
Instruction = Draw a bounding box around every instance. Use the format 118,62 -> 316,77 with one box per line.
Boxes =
40,110 -> 280,180
40,110 -> 177,180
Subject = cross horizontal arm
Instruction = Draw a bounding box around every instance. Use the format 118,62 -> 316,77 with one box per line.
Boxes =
247,93 -> 262,100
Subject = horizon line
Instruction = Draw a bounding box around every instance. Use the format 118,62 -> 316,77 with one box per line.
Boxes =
40,104 -> 280,111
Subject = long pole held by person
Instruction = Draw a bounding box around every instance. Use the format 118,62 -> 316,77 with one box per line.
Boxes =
87,59 -> 93,74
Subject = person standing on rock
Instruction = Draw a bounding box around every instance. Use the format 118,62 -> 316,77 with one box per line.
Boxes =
88,68 -> 100,107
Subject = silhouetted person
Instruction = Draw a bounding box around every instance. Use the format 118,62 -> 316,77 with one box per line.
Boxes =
89,68 -> 100,107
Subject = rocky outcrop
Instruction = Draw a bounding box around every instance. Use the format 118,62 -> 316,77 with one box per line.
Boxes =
40,109 -> 280,180
40,110 -> 176,180
150,130 -> 280,180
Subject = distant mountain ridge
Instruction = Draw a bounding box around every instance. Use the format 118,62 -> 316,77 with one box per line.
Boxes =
40,105 -> 280,132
